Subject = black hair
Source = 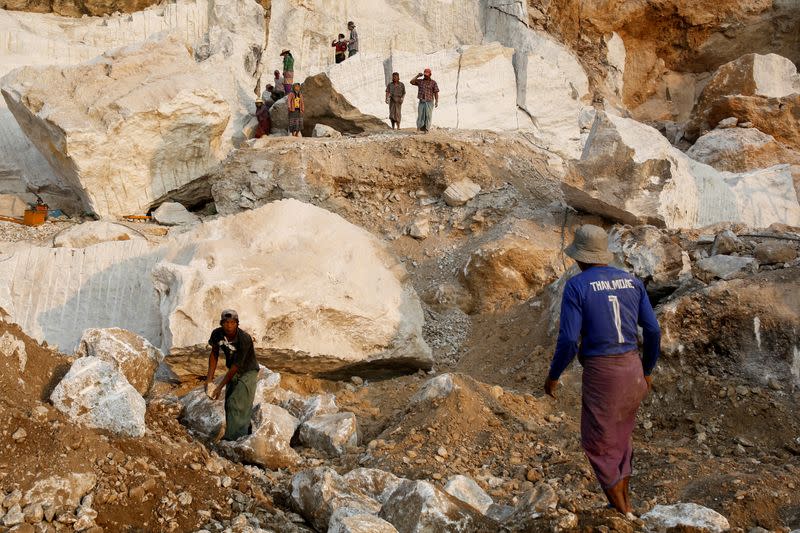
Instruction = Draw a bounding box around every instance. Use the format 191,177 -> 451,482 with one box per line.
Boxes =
338,33 -> 345,38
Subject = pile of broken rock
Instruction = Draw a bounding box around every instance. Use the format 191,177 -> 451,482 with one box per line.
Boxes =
181,367 -> 359,469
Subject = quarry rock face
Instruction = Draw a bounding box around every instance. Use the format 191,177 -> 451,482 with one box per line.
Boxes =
568,112 -> 800,229
388,44 -> 526,132
2,36 -> 230,218
484,0 -> 591,157
0,237 -> 165,353
0,0 -> 219,196
263,0 -> 587,147
264,0 -> 485,83
0,0 -> 264,215
658,267 -> 800,390
153,199 -> 433,374
1,0 -> 159,16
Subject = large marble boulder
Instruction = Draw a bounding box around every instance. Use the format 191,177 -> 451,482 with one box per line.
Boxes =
270,71 -> 388,137
50,357 -> 146,437
153,199 -> 433,374
290,467 -> 383,532
461,221 -> 565,312
687,53 -> 800,141
219,403 -> 301,469
74,327 -> 164,396
298,412 -> 359,456
379,479 -> 498,533
687,128 -> 800,174
0,201 -> 432,375
180,387 -> 226,440
567,112 -> 800,229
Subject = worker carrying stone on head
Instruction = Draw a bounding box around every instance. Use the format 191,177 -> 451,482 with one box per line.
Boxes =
206,309 -> 260,441
410,68 -> 439,133
544,224 -> 661,517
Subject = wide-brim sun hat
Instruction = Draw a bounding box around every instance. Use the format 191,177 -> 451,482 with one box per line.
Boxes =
564,224 -> 614,264
280,49 -> 290,55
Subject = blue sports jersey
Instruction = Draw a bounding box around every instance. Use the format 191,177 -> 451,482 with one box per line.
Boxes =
548,265 -> 661,380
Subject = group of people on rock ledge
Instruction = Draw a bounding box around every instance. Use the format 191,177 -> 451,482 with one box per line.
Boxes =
206,225 -> 661,518
252,20 -> 442,138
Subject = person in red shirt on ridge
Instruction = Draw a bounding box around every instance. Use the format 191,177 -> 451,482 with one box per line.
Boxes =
332,33 -> 348,64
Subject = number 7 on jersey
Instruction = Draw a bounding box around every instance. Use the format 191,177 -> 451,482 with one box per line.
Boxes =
608,295 -> 624,343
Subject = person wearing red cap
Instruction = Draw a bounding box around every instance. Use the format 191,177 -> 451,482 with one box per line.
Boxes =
410,68 -> 439,133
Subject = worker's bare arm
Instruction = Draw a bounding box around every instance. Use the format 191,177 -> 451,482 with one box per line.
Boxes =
206,346 -> 219,384
211,364 -> 239,400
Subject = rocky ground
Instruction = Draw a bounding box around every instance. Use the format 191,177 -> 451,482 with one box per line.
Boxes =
1,125 -> 799,532
1,0 -> 800,532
